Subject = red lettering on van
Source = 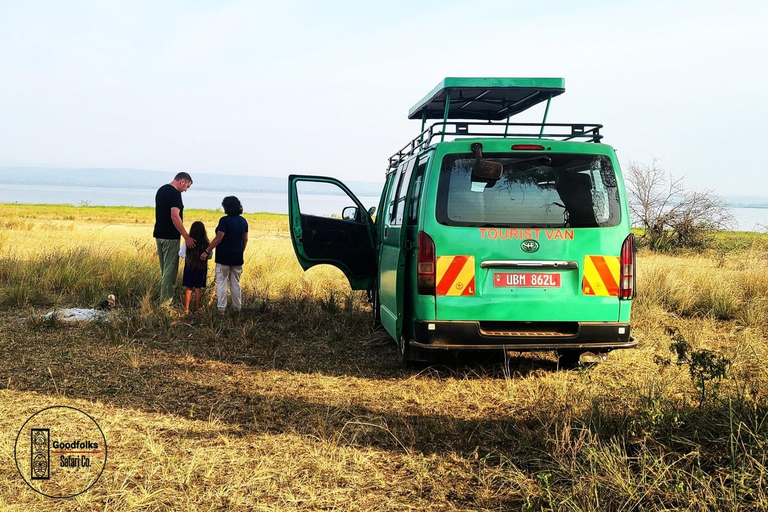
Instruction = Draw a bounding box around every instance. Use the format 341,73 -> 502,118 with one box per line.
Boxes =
522,228 -> 541,239
480,228 -> 546,240
545,229 -> 575,240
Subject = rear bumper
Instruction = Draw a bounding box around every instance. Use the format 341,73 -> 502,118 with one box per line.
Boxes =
412,321 -> 636,352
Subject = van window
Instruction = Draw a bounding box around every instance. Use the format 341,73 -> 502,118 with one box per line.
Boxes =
407,162 -> 426,225
386,170 -> 400,224
390,159 -> 416,226
436,153 -> 620,228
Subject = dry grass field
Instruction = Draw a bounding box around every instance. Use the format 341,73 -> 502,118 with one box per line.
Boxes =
1,203 -> 768,511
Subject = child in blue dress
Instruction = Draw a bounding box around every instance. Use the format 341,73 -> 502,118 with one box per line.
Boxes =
181,221 -> 210,313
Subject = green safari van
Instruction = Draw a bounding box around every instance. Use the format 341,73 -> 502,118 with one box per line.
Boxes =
288,77 -> 637,366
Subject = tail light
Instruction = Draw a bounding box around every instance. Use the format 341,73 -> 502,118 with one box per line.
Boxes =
619,234 -> 636,300
511,144 -> 545,151
417,231 -> 435,295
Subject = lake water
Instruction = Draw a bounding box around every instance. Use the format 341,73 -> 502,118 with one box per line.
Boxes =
0,184 -> 381,218
0,183 -> 765,232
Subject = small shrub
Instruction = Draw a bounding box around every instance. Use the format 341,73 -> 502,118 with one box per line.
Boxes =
655,326 -> 731,406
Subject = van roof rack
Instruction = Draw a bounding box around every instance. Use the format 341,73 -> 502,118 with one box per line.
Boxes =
389,77 -> 602,171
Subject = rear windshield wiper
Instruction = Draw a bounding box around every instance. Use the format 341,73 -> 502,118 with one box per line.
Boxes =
508,155 -> 552,166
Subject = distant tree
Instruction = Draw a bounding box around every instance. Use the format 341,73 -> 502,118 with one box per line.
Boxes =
626,159 -> 733,250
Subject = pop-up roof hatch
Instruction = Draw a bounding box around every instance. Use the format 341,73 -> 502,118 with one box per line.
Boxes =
408,77 -> 565,121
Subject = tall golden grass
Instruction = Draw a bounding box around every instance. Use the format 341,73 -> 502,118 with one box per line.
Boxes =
0,204 -> 767,511
637,246 -> 768,326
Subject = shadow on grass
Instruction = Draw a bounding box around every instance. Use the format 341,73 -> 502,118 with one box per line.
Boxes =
4,315 -> 766,469
91,294 -> 561,381
8,297 -> 761,459
1,301 -> 573,460
4,306 -> 768,510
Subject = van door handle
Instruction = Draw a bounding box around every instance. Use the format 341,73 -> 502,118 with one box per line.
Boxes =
480,260 -> 579,269
383,226 -> 389,238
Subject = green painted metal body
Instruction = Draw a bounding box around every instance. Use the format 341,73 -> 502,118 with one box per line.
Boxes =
410,139 -> 631,331
377,157 -> 417,340
288,77 -> 634,356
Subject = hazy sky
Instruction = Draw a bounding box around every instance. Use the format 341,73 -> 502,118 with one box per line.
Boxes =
1,0 -> 766,195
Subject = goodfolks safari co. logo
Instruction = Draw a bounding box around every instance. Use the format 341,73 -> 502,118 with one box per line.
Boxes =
14,406 -> 107,498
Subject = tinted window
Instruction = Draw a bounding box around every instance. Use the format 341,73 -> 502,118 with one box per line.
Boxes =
407,162 -> 426,225
436,153 -> 620,228
389,159 -> 415,226
386,169 -> 401,224
394,160 -> 415,225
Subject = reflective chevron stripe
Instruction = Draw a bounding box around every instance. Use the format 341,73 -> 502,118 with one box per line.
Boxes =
436,256 -> 476,296
582,255 -> 620,296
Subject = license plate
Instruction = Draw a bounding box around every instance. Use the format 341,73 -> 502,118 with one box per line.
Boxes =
493,272 -> 561,288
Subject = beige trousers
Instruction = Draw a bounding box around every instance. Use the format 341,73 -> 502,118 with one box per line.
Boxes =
215,263 -> 243,311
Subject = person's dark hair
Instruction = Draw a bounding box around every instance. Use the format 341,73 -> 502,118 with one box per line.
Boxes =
174,172 -> 193,183
186,221 -> 210,270
222,196 -> 243,215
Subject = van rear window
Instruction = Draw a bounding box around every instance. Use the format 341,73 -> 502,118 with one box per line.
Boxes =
436,153 -> 620,228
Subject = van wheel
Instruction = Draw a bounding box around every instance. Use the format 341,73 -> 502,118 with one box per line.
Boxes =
556,350 -> 581,370
368,287 -> 381,326
398,335 -> 413,369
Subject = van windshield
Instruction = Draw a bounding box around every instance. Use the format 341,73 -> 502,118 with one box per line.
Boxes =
436,153 -> 621,228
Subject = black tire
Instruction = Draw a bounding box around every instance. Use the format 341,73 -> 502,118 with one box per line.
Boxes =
398,335 -> 413,369
556,350 -> 581,370
368,286 -> 381,327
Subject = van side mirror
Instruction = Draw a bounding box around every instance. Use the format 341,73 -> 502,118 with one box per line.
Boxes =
342,206 -> 359,221
471,142 -> 503,181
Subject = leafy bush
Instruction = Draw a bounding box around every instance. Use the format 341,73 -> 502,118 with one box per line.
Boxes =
655,326 -> 731,405
627,159 -> 733,250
